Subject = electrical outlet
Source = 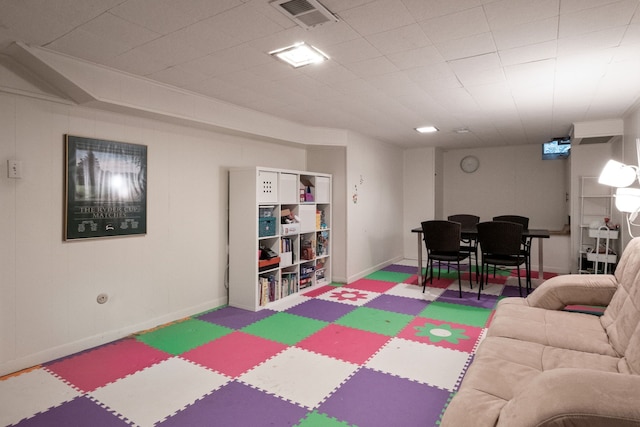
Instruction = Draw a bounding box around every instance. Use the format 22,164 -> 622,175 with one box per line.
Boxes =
7,160 -> 22,179
97,293 -> 109,304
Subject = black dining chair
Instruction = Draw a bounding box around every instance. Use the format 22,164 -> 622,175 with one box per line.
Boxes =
477,221 -> 529,299
421,220 -> 471,298
448,214 -> 480,284
493,215 -> 532,292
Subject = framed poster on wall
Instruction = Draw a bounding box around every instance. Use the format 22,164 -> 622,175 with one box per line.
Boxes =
65,135 -> 147,240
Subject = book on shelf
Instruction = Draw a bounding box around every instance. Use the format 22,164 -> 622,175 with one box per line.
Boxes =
258,274 -> 278,306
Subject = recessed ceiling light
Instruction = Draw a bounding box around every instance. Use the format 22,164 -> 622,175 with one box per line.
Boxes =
415,126 -> 439,133
454,128 -> 470,134
269,42 -> 329,68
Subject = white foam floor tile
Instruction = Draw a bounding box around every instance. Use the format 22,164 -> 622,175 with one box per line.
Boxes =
393,259 -> 420,267
315,287 -> 379,306
387,283 -> 444,300
89,357 -> 229,426
267,294 -> 311,311
366,337 -> 471,391
239,347 -> 357,409
474,281 -> 505,296
0,369 -> 80,426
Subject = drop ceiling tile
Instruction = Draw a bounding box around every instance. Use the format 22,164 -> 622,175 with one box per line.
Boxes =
107,49 -> 169,76
325,38 -> 381,64
365,72 -> 423,97
449,52 -> 502,74
404,62 -> 456,84
557,26 -> 627,57
132,34 -> 206,68
559,0 -> 623,14
559,0 -> 638,38
621,24 -> 640,45
110,0 -> 244,35
170,18 -> 244,54
300,62 -> 360,86
208,3 -> 287,43
503,59 -> 555,87
149,64 -> 209,89
338,0 -> 416,36
344,56 -> 399,78
483,0 -> 559,30
434,32 -> 496,61
47,13 -> 160,62
387,45 -> 444,69
321,0 -> 378,13
492,17 -> 558,50
365,24 -> 433,55
303,21 -> 362,47
498,41 -> 557,66
402,0 -> 484,22
418,7 -> 489,43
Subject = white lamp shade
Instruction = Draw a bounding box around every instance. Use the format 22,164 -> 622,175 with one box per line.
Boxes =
615,188 -> 640,213
598,160 -> 637,187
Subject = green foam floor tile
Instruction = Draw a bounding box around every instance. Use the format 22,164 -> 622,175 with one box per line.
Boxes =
136,318 -> 232,355
241,312 -> 328,345
365,270 -> 412,283
419,302 -> 492,328
335,307 -> 414,336
295,411 -> 355,426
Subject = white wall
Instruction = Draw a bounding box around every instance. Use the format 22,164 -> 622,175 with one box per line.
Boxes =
307,146 -> 347,282
0,90 -> 308,376
402,147 -> 436,260
621,102 -> 640,249
346,133 -> 404,281
443,144 -> 568,229
569,142 -> 615,273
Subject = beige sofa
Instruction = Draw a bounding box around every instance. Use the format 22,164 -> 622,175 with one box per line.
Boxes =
441,237 -> 640,426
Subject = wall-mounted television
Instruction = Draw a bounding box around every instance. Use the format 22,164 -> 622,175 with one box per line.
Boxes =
542,137 -> 571,160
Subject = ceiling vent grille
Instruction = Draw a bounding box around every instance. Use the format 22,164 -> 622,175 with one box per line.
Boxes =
271,0 -> 338,29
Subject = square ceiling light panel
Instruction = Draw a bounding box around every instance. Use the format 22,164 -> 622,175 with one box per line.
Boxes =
270,42 -> 329,68
415,126 -> 439,133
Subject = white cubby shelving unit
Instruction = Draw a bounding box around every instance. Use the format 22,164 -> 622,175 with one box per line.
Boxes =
578,176 -> 618,274
229,167 -> 332,311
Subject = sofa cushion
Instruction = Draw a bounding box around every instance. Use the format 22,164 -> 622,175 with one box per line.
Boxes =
603,237 -> 640,359
488,300 -> 617,356
443,336 -> 624,426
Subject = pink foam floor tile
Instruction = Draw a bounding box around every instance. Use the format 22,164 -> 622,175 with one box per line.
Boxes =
181,331 -> 288,377
296,324 -> 390,364
46,338 -> 170,392
398,317 -> 483,352
302,285 -> 336,297
346,278 -> 397,293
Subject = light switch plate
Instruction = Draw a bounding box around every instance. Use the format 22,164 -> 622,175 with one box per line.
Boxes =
8,160 -> 22,178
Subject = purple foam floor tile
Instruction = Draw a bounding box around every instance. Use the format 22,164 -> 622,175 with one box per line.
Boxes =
13,396 -> 130,427
364,294 -> 427,315
318,368 -> 451,427
285,299 -> 355,322
197,306 -> 275,329
158,381 -> 308,427
438,289 -> 499,309
381,264 -> 418,274
501,284 -> 528,298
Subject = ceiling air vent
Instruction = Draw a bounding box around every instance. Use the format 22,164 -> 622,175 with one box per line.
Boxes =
271,0 -> 338,29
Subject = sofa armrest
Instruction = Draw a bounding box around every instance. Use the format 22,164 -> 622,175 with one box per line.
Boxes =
498,368 -> 640,427
524,274 -> 617,310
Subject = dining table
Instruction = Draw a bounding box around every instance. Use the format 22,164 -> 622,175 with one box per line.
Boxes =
411,226 -> 551,287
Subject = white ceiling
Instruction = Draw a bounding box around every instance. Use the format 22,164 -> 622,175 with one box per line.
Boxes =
1,0 -> 639,148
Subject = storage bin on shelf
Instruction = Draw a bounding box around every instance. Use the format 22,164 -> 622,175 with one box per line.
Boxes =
258,217 -> 276,237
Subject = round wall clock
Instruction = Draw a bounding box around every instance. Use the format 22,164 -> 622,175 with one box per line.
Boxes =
460,155 -> 479,173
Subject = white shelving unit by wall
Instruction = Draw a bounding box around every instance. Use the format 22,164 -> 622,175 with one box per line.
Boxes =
578,176 -> 618,274
229,167 -> 332,311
